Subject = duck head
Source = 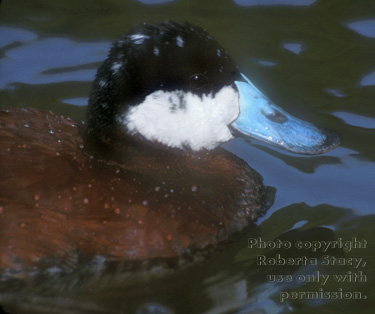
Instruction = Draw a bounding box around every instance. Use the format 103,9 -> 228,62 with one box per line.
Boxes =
87,21 -> 340,155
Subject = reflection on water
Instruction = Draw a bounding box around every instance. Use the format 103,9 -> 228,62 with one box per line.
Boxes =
223,140 -> 374,216
282,42 -> 304,55
0,26 -> 37,47
136,0 -> 176,4
61,97 -> 89,107
253,59 -> 279,67
135,0 -> 318,7
0,30 -> 109,89
325,88 -> 346,98
233,0 -> 316,7
0,0 -> 374,313
332,111 -> 375,129
345,19 -> 375,38
360,69 -> 375,86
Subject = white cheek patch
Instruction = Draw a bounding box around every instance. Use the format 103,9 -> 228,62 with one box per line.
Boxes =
122,86 -> 240,151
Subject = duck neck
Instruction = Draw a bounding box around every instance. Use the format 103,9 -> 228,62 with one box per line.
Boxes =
83,124 -> 216,171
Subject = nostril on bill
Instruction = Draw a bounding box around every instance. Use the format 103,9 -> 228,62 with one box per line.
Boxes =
262,108 -> 288,124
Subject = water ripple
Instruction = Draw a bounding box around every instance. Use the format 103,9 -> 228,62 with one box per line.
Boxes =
0,29 -> 110,89
359,69 -> 375,86
345,19 -> 375,38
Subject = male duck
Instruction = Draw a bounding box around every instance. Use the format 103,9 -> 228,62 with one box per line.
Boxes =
0,21 -> 340,275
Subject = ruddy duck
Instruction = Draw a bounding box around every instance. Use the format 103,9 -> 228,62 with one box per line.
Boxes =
0,21 -> 339,276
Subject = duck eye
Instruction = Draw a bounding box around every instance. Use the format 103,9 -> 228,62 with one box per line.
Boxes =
190,73 -> 207,85
191,73 -> 202,81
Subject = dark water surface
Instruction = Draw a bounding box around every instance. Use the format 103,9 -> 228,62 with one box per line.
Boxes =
0,0 -> 374,313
